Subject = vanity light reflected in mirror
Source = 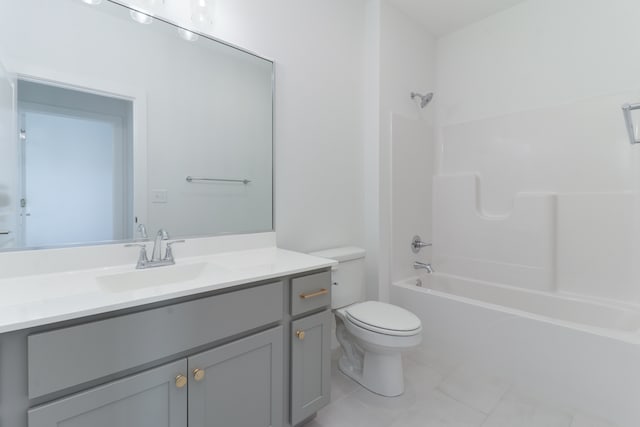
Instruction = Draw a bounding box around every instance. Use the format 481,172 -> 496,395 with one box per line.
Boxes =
128,0 -> 164,25
129,10 -> 153,24
178,28 -> 200,42
191,0 -> 213,26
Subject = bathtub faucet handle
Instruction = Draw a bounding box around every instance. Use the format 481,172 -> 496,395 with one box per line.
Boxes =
411,235 -> 432,253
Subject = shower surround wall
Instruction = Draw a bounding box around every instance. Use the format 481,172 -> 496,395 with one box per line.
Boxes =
434,0 -> 640,305
365,1 -> 437,300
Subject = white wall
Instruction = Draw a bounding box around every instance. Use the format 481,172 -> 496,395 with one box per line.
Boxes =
437,0 -> 640,127
435,0 -> 640,303
188,0 -> 369,253
365,1 -> 436,299
363,0 -> 382,300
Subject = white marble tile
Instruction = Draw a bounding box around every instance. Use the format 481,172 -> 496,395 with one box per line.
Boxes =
316,350 -> 623,427
531,407 -> 574,427
349,382 -> 419,420
482,390 -> 572,427
310,393 -> 397,427
438,365 -> 511,414
403,357 -> 447,398
388,389 -> 487,427
570,412 -> 618,427
404,343 -> 459,376
329,360 -> 359,402
335,354 -> 448,420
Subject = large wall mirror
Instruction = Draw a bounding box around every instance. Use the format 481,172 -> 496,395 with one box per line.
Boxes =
0,0 -> 274,251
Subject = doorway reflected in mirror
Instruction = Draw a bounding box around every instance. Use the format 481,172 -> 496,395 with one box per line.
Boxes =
17,80 -> 133,248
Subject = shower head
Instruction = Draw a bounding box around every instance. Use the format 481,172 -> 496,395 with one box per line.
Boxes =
411,92 -> 434,108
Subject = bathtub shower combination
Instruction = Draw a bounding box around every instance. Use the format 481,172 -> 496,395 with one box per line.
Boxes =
392,273 -> 640,426
389,91 -> 640,427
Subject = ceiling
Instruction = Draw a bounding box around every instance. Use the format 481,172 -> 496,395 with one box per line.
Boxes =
387,0 -> 528,36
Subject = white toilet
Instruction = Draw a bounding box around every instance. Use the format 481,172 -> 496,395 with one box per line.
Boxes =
309,247 -> 422,397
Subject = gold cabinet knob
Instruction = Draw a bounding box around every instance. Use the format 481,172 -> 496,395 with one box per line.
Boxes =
193,368 -> 205,382
296,330 -> 305,340
175,374 -> 187,389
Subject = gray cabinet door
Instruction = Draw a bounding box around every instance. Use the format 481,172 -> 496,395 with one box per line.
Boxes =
28,359 -> 187,427
188,326 -> 284,427
290,309 -> 332,426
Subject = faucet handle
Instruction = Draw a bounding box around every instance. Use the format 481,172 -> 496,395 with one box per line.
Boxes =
125,243 -> 147,249
164,240 -> 186,262
411,235 -> 432,253
125,243 -> 150,268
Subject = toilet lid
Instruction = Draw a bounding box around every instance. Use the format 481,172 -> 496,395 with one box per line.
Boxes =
345,301 -> 421,336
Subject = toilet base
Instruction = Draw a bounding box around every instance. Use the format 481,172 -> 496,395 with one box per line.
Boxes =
334,307 -> 420,398
337,344 -> 405,397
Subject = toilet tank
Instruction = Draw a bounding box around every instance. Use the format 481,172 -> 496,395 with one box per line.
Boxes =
309,247 -> 366,308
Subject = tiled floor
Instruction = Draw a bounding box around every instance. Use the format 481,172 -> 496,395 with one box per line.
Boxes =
305,351 -> 617,427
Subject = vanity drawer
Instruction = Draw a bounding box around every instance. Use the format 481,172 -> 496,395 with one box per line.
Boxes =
290,271 -> 331,316
28,281 -> 283,399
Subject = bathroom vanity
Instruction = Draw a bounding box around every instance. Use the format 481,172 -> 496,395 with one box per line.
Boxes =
0,0 -> 333,424
0,244 -> 335,427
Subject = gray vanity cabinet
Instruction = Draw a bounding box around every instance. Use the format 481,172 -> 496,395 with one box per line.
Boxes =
188,326 -> 284,427
290,310 -> 332,426
0,269 -> 334,427
27,327 -> 285,427
28,359 -> 188,427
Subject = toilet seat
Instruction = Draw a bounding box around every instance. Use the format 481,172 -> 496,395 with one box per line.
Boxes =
345,301 -> 422,337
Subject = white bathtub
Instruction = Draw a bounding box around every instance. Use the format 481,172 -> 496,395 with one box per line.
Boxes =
408,273 -> 640,336
391,273 -> 640,427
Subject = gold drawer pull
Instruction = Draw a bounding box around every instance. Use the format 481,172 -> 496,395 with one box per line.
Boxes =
299,288 -> 328,300
296,330 -> 306,340
175,374 -> 187,389
193,368 -> 205,382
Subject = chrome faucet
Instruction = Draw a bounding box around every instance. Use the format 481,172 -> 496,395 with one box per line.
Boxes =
125,229 -> 185,269
413,261 -> 434,274
137,223 -> 148,239
152,229 -> 170,262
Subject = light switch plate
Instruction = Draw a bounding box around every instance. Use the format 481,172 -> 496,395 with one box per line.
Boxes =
151,190 -> 168,204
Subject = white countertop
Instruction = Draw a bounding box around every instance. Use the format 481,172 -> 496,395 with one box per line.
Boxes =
0,247 -> 336,334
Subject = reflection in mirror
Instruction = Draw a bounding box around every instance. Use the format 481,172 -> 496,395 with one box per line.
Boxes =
18,80 -> 134,247
0,0 -> 274,251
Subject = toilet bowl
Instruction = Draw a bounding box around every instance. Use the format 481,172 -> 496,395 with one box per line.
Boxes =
335,300 -> 422,397
308,247 -> 423,398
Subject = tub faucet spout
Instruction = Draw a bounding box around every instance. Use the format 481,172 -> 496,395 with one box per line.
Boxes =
413,261 -> 434,274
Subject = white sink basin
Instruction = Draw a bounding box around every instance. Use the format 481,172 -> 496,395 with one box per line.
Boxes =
97,262 -> 209,292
